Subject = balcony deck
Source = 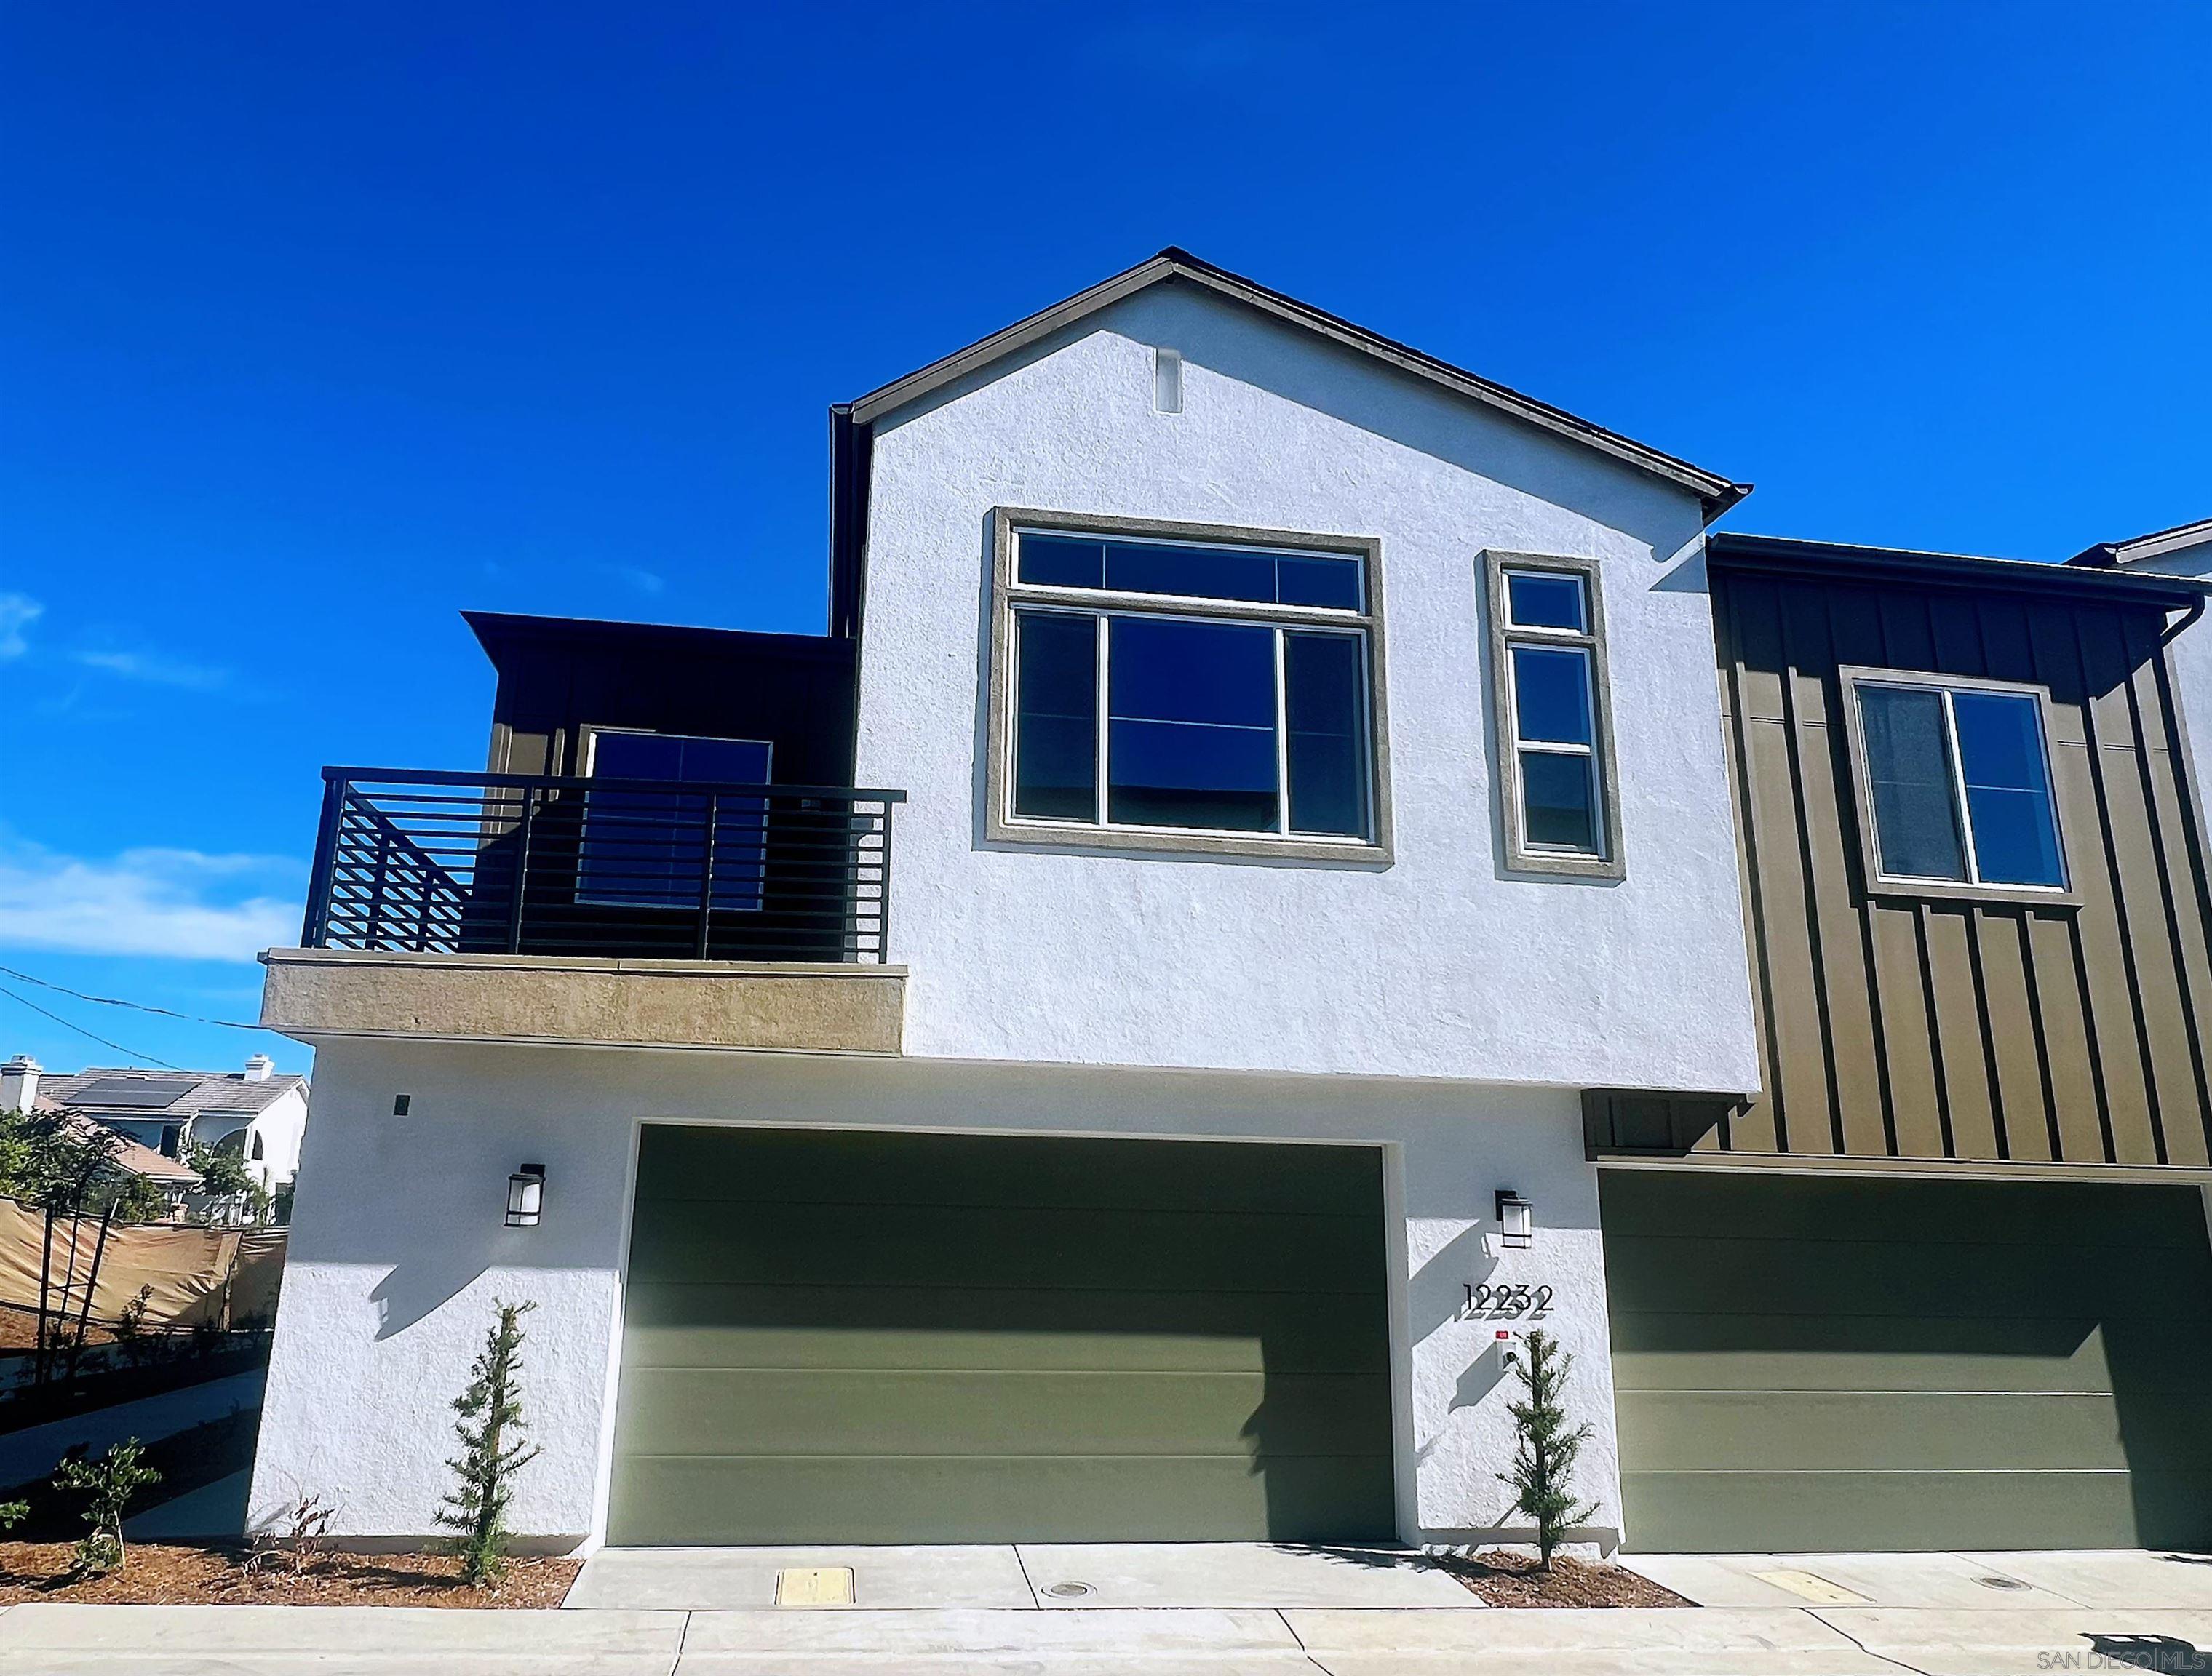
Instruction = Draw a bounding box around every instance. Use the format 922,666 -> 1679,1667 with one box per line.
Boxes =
262,767 -> 907,1054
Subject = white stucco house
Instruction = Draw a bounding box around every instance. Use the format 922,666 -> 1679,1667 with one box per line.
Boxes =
247,252 -> 2212,1558
4,1053 -> 309,1205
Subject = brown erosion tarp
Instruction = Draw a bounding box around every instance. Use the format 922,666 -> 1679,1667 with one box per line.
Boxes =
0,1200 -> 286,1330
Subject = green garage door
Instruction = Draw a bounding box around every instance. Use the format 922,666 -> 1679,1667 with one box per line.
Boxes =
1602,1172 -> 2212,1552
610,1126 -> 1396,1544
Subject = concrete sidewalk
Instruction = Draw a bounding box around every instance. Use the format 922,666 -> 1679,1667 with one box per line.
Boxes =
0,1601 -> 2208,1675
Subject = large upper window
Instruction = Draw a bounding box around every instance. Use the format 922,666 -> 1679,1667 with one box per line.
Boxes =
1483,552 -> 1621,878
578,727 -> 773,911
1843,671 -> 2067,893
990,514 -> 1386,858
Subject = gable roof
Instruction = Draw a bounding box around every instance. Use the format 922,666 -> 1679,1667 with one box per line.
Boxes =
841,248 -> 1748,519
2067,517 -> 2212,568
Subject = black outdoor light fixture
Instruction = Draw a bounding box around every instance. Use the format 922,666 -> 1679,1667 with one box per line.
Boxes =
1495,1188 -> 1534,1250
506,1164 -> 546,1228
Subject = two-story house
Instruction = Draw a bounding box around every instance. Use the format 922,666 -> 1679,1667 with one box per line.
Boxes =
247,251 -> 2212,1557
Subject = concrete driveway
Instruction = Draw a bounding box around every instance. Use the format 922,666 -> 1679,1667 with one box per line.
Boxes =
1,1548 -> 2208,1673
563,1541 -> 1476,1610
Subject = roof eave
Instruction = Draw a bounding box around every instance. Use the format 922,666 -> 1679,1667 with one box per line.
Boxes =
1711,531 -> 2212,605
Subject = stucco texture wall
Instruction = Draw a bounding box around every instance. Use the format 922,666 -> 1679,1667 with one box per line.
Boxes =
249,1039 -> 1623,1548
854,281 -> 1759,1093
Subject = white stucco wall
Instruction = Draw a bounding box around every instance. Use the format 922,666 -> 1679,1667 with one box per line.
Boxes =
854,280 -> 1759,1093
251,1038 -> 1624,1549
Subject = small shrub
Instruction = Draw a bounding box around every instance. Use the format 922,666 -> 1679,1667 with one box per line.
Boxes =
245,1491 -> 338,1576
0,1499 -> 26,1530
1495,1328 -> 1599,1571
111,1286 -> 159,1368
433,1300 -> 541,1587
52,1437 -> 162,1575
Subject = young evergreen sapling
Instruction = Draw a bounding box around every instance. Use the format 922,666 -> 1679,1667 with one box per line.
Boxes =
433,1299 -> 541,1587
1496,1327 -> 1599,1571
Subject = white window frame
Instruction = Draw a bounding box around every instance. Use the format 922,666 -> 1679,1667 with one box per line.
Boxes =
1483,551 -> 1623,879
985,508 -> 1393,863
1838,667 -> 2077,904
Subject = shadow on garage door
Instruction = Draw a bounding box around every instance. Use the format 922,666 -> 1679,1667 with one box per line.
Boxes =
1602,1170 -> 2212,1552
610,1125 -> 1399,1545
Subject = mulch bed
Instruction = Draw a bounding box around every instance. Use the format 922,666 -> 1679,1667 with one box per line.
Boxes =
1436,1549 -> 1692,1608
0,1542 -> 580,1607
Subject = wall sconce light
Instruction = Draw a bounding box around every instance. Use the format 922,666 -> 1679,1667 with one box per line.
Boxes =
1495,1188 -> 1533,1250
506,1164 -> 546,1228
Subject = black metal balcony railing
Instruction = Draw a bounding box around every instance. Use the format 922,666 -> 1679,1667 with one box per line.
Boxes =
302,768 -> 904,965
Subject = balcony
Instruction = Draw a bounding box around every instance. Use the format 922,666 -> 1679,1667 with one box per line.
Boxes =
260,768 -> 907,1056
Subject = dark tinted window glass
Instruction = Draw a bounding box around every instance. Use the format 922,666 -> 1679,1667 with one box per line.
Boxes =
1276,555 -> 1363,610
1012,612 -> 1098,821
1952,690 -> 2064,887
1521,751 -> 1596,851
1019,534 -> 1105,589
1511,646 -> 1594,746
1858,685 -> 1966,881
582,732 -> 772,911
1105,540 -> 1277,602
1285,633 -> 1367,837
1505,572 -> 1587,631
1107,617 -> 1278,831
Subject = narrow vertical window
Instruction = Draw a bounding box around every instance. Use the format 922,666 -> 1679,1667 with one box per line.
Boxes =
1485,553 -> 1620,877
1013,611 -> 1098,821
1153,347 -> 1183,414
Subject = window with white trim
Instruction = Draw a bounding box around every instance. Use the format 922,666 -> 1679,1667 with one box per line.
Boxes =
996,521 -> 1382,851
1484,553 -> 1620,876
1844,672 -> 2066,891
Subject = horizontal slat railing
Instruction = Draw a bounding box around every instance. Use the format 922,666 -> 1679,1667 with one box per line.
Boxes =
301,767 -> 903,965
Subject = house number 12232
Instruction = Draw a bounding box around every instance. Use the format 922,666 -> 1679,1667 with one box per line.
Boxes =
1465,1283 -> 1553,1316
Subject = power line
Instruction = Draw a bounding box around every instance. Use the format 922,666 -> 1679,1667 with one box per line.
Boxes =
0,982 -> 182,1070
0,965 -> 265,1032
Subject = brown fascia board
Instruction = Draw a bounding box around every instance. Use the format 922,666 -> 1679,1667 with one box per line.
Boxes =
839,248 -> 1749,522
1710,530 -> 2212,607
2066,517 -> 2212,568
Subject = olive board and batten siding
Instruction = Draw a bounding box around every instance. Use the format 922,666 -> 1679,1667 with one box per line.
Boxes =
1588,536 -> 2212,1169
609,1125 -> 1397,1545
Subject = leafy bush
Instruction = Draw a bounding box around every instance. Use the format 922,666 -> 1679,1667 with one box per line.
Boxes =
52,1437 -> 162,1575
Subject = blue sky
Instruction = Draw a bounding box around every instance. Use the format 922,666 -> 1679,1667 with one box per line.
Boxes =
3,2 -> 2207,1075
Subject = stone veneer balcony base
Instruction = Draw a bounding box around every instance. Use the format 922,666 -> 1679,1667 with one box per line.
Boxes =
260,946 -> 904,1056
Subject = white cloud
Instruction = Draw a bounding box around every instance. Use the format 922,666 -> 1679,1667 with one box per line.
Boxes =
0,839 -> 302,962
602,564 -> 667,596
73,648 -> 231,690
0,594 -> 40,660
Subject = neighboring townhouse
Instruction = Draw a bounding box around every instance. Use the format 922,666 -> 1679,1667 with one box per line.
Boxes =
2,1053 -> 309,1201
247,251 -> 2212,1557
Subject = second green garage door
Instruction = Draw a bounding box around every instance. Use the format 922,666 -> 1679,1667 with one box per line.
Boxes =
1602,1171 -> 2212,1552
609,1126 -> 1396,1545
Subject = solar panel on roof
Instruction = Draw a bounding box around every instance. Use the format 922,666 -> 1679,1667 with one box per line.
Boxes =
71,1076 -> 199,1109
